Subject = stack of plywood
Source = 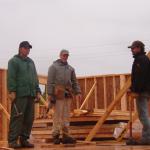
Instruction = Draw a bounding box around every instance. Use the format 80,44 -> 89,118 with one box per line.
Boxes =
32,110 -> 130,141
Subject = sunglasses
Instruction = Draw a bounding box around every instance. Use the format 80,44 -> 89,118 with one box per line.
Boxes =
62,54 -> 69,57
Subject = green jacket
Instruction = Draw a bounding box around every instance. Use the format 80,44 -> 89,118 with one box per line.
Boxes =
7,55 -> 41,97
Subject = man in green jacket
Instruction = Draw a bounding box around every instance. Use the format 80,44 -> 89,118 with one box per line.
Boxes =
7,41 -> 41,148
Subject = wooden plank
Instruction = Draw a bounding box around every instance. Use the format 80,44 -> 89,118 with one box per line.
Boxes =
34,103 -> 40,119
32,133 -> 113,139
114,76 -> 121,110
106,77 -> 114,108
112,76 -> 116,104
97,77 -> 104,109
34,112 -> 130,125
103,77 -> 107,109
84,78 -> 88,109
120,75 -> 127,111
0,103 -> 10,120
41,141 -> 96,148
32,124 -> 117,131
86,78 -> 95,110
94,77 -> 98,109
0,70 -> 2,140
0,147 -> 13,150
38,75 -> 47,85
32,128 -> 114,135
1,70 -> 8,141
77,73 -> 130,80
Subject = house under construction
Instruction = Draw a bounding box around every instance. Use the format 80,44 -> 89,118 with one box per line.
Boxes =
0,68 -> 149,150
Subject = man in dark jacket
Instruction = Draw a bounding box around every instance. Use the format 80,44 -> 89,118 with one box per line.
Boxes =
127,40 -> 150,145
7,41 -> 41,148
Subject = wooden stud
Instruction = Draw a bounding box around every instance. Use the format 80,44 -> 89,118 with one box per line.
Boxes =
120,75 -> 127,111
94,77 -> 98,109
103,77 -> 107,109
113,76 -> 116,101
84,78 -> 88,109
1,70 -> 8,141
0,103 -> 10,120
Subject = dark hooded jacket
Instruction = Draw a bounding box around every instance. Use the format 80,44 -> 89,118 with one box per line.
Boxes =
131,52 -> 150,93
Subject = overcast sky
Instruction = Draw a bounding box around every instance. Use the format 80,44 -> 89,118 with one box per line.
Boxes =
1,0 -> 150,76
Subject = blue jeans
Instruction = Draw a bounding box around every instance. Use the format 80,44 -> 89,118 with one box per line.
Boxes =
136,92 -> 150,140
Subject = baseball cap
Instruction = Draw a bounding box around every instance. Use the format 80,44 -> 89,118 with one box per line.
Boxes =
128,40 -> 145,49
60,49 -> 69,55
19,41 -> 32,49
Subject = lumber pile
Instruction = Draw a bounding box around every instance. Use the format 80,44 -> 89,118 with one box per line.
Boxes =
32,110 -> 130,141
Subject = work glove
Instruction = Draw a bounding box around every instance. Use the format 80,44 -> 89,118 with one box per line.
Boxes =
46,95 -> 56,113
9,92 -> 16,102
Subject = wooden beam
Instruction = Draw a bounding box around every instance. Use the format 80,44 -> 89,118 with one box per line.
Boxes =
85,77 -> 131,141
120,75 -> 127,111
103,77 -> 107,109
84,78 -> 87,109
0,147 -> 14,150
1,70 -> 8,141
34,103 -> 40,119
38,75 -> 47,85
0,103 -> 10,120
94,77 -> 98,109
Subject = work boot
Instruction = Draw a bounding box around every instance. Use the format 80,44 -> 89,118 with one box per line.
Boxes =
126,138 -> 138,145
62,134 -> 76,144
53,135 -> 61,144
126,138 -> 150,145
135,138 -> 150,145
8,141 -> 21,149
20,137 -> 34,148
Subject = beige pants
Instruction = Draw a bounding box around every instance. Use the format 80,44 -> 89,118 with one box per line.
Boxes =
52,98 -> 71,137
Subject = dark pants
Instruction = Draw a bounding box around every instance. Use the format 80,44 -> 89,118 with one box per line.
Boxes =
8,96 -> 35,143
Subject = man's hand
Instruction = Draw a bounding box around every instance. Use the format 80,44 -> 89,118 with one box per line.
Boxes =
127,89 -> 138,98
46,95 -> 56,113
35,92 -> 41,103
9,92 -> 16,102
126,89 -> 132,96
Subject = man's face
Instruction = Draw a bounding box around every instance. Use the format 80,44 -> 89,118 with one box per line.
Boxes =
60,53 -> 69,62
131,47 -> 141,55
19,47 -> 30,57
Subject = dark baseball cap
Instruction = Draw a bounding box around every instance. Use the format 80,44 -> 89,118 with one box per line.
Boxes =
128,40 -> 145,49
19,41 -> 32,49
